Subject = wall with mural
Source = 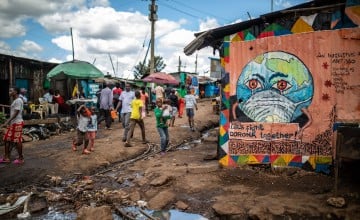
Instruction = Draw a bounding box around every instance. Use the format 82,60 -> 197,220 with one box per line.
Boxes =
219,26 -> 360,172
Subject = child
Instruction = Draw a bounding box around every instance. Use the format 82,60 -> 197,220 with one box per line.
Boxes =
184,89 -> 198,131
162,99 -> 171,116
72,105 -> 91,154
154,98 -> 171,155
124,91 -> 147,147
87,107 -> 98,151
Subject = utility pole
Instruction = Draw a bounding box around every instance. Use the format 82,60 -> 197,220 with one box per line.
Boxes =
70,27 -> 75,61
148,0 -> 157,75
178,56 -> 181,72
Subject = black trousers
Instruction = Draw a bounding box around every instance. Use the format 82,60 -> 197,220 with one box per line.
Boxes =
98,108 -> 112,128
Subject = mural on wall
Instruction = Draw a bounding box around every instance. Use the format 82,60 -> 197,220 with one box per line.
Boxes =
218,28 -> 360,173
231,51 -> 314,138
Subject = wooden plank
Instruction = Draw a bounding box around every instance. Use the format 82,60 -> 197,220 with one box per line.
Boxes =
24,118 -> 58,125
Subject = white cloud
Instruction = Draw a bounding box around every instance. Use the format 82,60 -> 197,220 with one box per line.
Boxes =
199,18 -> 220,32
0,17 -> 26,38
48,57 -> 63,63
274,0 -> 293,8
0,1 -> 219,79
89,0 -> 109,7
0,41 -> 11,51
18,40 -> 43,53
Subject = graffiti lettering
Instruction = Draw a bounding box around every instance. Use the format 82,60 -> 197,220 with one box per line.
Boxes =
260,132 -> 294,140
331,58 -> 356,64
327,52 -> 357,58
229,122 -> 298,141
229,131 -> 256,138
316,52 -> 325,58
330,51 -> 359,94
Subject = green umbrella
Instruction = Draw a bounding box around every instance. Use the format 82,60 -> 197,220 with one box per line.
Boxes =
47,60 -> 104,80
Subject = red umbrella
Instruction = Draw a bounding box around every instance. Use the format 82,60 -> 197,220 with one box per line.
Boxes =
142,72 -> 179,85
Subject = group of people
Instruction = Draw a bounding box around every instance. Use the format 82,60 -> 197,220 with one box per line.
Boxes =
89,82 -> 198,155
42,89 -> 71,115
0,82 -> 199,164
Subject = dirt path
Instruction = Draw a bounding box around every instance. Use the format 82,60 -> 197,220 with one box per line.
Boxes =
0,99 -> 359,219
0,98 -> 218,191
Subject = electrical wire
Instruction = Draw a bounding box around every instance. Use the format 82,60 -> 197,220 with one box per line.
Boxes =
158,1 -> 202,20
169,0 -> 232,23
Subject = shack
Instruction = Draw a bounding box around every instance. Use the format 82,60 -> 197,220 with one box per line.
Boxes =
0,54 -> 57,106
184,0 -> 360,173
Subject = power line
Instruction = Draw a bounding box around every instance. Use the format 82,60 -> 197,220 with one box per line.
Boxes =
169,0 -> 232,23
158,1 -> 203,20
159,0 -> 231,22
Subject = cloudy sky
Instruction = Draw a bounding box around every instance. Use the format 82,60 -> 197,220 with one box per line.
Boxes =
0,0 -> 308,79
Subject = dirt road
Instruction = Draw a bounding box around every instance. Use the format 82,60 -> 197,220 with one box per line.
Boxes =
0,98 -> 359,219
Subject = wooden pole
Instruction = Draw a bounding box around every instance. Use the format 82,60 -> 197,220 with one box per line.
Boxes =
149,0 -> 157,75
70,27 -> 75,61
9,58 -> 13,88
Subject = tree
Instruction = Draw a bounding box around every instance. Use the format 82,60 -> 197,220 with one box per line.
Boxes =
133,56 -> 166,79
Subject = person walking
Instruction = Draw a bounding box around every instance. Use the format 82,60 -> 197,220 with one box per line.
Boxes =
154,84 -> 165,102
140,86 -> 149,117
116,83 -> 135,142
112,83 -> 122,122
154,98 -> 171,155
87,107 -> 98,152
72,105 -> 91,154
99,83 -> 113,130
0,87 -> 24,164
177,84 -> 187,118
168,89 -> 178,127
184,89 -> 198,131
124,91 -> 147,147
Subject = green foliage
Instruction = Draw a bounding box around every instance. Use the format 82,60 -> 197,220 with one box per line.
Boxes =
133,56 -> 166,79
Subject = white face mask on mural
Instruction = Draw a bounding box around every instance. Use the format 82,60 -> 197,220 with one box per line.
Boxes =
241,90 -> 310,123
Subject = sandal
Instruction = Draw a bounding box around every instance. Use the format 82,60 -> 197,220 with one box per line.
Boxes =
0,157 -> 11,163
72,144 -> 77,151
13,159 -> 24,165
90,148 -> 94,152
82,149 -> 91,155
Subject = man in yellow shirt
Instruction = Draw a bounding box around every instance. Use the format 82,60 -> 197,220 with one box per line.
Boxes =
124,91 -> 147,147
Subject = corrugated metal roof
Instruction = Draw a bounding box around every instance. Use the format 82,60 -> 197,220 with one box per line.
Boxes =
184,0 -> 346,56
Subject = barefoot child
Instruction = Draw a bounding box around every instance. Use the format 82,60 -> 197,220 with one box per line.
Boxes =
87,107 -> 98,151
72,105 -> 91,154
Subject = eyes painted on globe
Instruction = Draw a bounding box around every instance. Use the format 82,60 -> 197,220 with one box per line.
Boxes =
236,51 -> 314,123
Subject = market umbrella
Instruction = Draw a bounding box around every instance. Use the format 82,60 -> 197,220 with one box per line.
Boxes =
46,60 -> 104,80
142,72 -> 179,85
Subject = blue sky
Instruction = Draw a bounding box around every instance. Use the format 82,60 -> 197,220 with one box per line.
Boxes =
0,0 -> 308,78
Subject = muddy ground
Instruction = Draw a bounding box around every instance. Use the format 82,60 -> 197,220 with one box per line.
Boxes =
0,98 -> 359,219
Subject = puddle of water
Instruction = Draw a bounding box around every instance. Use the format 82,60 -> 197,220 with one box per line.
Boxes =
31,207 -> 207,220
122,207 -> 208,220
157,209 -> 208,220
31,208 -> 77,220
191,139 -> 202,144
177,144 -> 191,150
202,132 -> 210,138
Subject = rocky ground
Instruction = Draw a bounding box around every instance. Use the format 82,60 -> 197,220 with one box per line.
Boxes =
0,98 -> 359,219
